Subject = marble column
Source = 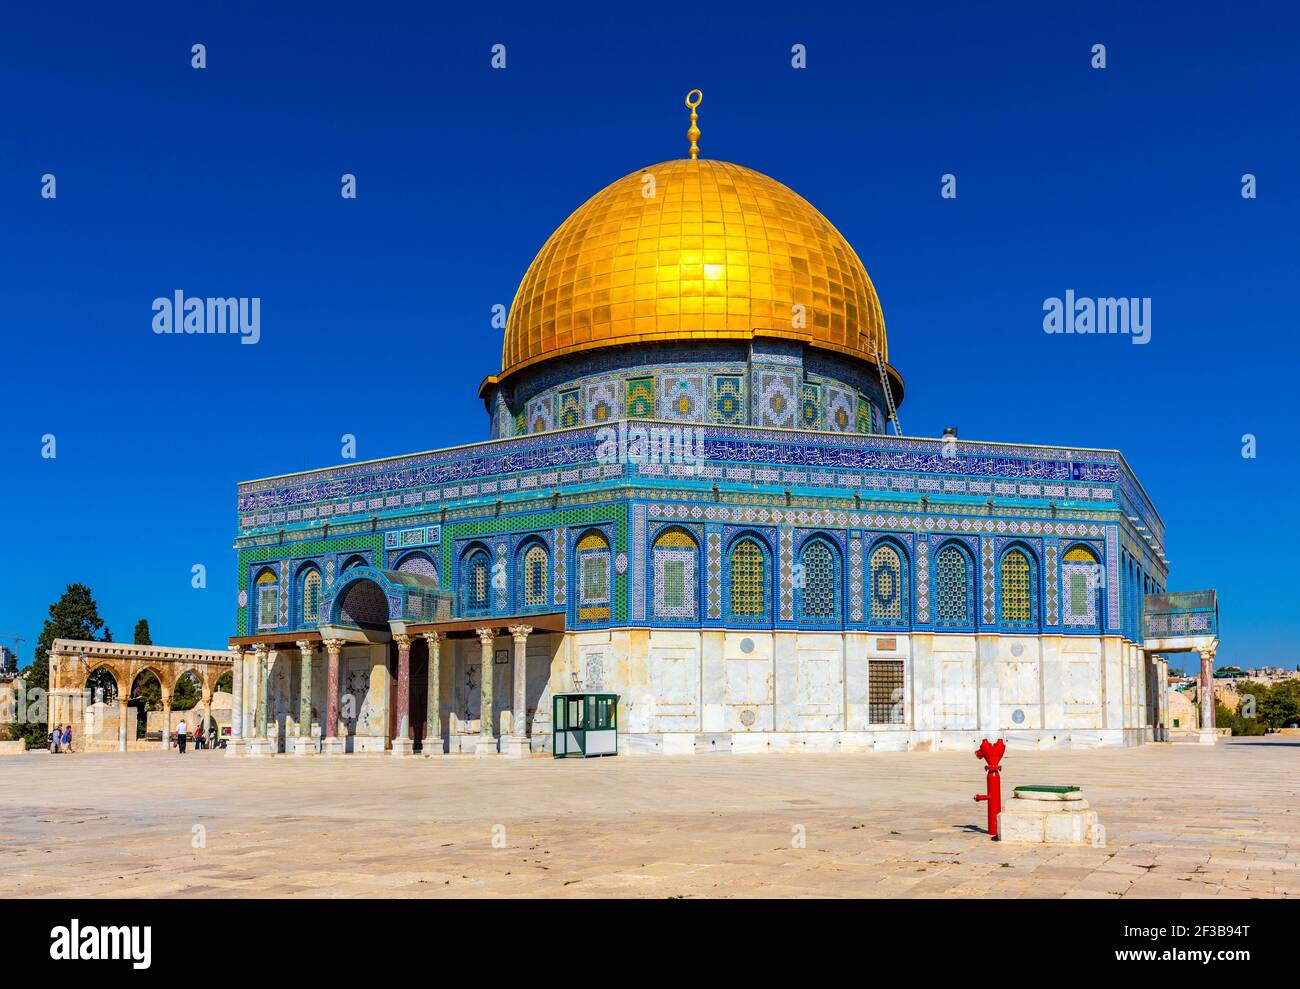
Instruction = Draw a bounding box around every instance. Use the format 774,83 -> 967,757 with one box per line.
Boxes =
247,644 -> 272,757
1199,648 -> 1217,744
391,633 -> 414,757
226,646 -> 244,756
475,627 -> 497,755
201,691 -> 212,749
502,625 -> 532,758
422,631 -> 442,756
255,644 -> 270,738
117,693 -> 129,752
161,691 -> 173,752
322,638 -> 346,756
295,640 -> 318,755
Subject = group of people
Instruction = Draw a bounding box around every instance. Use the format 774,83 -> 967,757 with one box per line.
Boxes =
45,719 -> 221,754
173,719 -> 219,753
48,724 -> 73,753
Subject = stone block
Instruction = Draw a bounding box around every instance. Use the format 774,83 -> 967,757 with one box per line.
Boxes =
499,736 -> 529,758
390,737 -> 415,758
998,788 -> 1105,848
661,733 -> 695,755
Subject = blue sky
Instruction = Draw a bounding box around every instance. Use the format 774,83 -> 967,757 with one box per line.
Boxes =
1,1 -> 1295,671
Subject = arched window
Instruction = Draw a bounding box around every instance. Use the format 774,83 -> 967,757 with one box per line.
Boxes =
301,568 -> 322,624
395,551 -> 438,580
798,539 -> 837,621
255,568 -> 279,629
934,543 -> 970,626
463,548 -> 491,612
869,543 -> 906,625
521,542 -> 549,608
729,538 -> 767,618
576,531 -> 611,621
1062,544 -> 1100,628
652,527 -> 698,621
1000,548 -> 1034,626
341,555 -> 366,571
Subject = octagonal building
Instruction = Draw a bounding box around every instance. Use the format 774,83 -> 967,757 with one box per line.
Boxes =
228,105 -> 1202,758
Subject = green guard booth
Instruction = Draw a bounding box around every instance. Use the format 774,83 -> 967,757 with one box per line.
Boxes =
552,692 -> 619,758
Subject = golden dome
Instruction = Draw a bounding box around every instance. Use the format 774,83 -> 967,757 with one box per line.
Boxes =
500,158 -> 889,383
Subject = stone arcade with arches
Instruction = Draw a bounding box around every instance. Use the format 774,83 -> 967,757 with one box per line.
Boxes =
227,96 -> 1216,758
47,639 -> 232,751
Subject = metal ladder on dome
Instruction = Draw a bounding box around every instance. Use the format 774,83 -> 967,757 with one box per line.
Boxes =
873,339 -> 903,436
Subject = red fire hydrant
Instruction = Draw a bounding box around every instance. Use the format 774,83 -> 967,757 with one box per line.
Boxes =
974,738 -> 1006,839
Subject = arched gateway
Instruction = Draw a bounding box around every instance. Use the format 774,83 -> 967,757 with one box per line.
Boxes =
48,639 -> 232,751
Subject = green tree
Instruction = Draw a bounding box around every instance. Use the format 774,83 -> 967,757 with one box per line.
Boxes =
7,584 -> 106,749
133,619 -> 152,645
131,672 -> 163,712
1259,681 -> 1300,730
1217,702 -> 1266,736
171,672 -> 202,711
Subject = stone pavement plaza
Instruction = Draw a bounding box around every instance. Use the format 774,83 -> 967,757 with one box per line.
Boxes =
1,739 -> 1296,898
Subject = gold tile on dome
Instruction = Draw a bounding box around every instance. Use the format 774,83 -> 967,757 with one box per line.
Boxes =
501,158 -> 886,378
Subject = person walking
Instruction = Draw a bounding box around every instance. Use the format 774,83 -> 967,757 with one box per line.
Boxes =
61,724 -> 73,753
176,717 -> 188,755
194,723 -> 203,751
49,724 -> 60,754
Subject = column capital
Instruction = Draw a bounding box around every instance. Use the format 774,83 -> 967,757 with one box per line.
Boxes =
1198,647 -> 1215,663
421,630 -> 441,645
394,633 -> 413,650
508,624 -> 533,642
252,642 -> 269,658
227,645 -> 245,660
295,639 -> 316,656
476,627 -> 496,646
321,637 -> 347,654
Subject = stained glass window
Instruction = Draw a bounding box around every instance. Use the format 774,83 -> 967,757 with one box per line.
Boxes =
652,528 -> 698,620
1000,549 -> 1033,624
1062,545 -> 1099,626
729,538 -> 766,617
256,569 -> 278,629
465,550 -> 491,611
557,389 -> 581,428
576,531 -> 610,621
522,543 -> 548,608
301,569 -> 321,624
800,540 -> 836,619
935,545 -> 968,624
870,544 -> 904,623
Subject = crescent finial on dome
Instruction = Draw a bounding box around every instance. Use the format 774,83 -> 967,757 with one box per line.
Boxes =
685,89 -> 702,159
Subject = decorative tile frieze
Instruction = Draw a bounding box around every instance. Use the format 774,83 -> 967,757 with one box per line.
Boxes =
915,538 -> 930,623
981,537 -> 996,624
706,531 -> 722,619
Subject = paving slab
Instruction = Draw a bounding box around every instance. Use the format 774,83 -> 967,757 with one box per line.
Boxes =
1,737 -> 1296,898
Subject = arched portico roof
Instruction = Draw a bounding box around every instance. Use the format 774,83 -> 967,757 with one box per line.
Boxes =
322,565 -> 449,627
